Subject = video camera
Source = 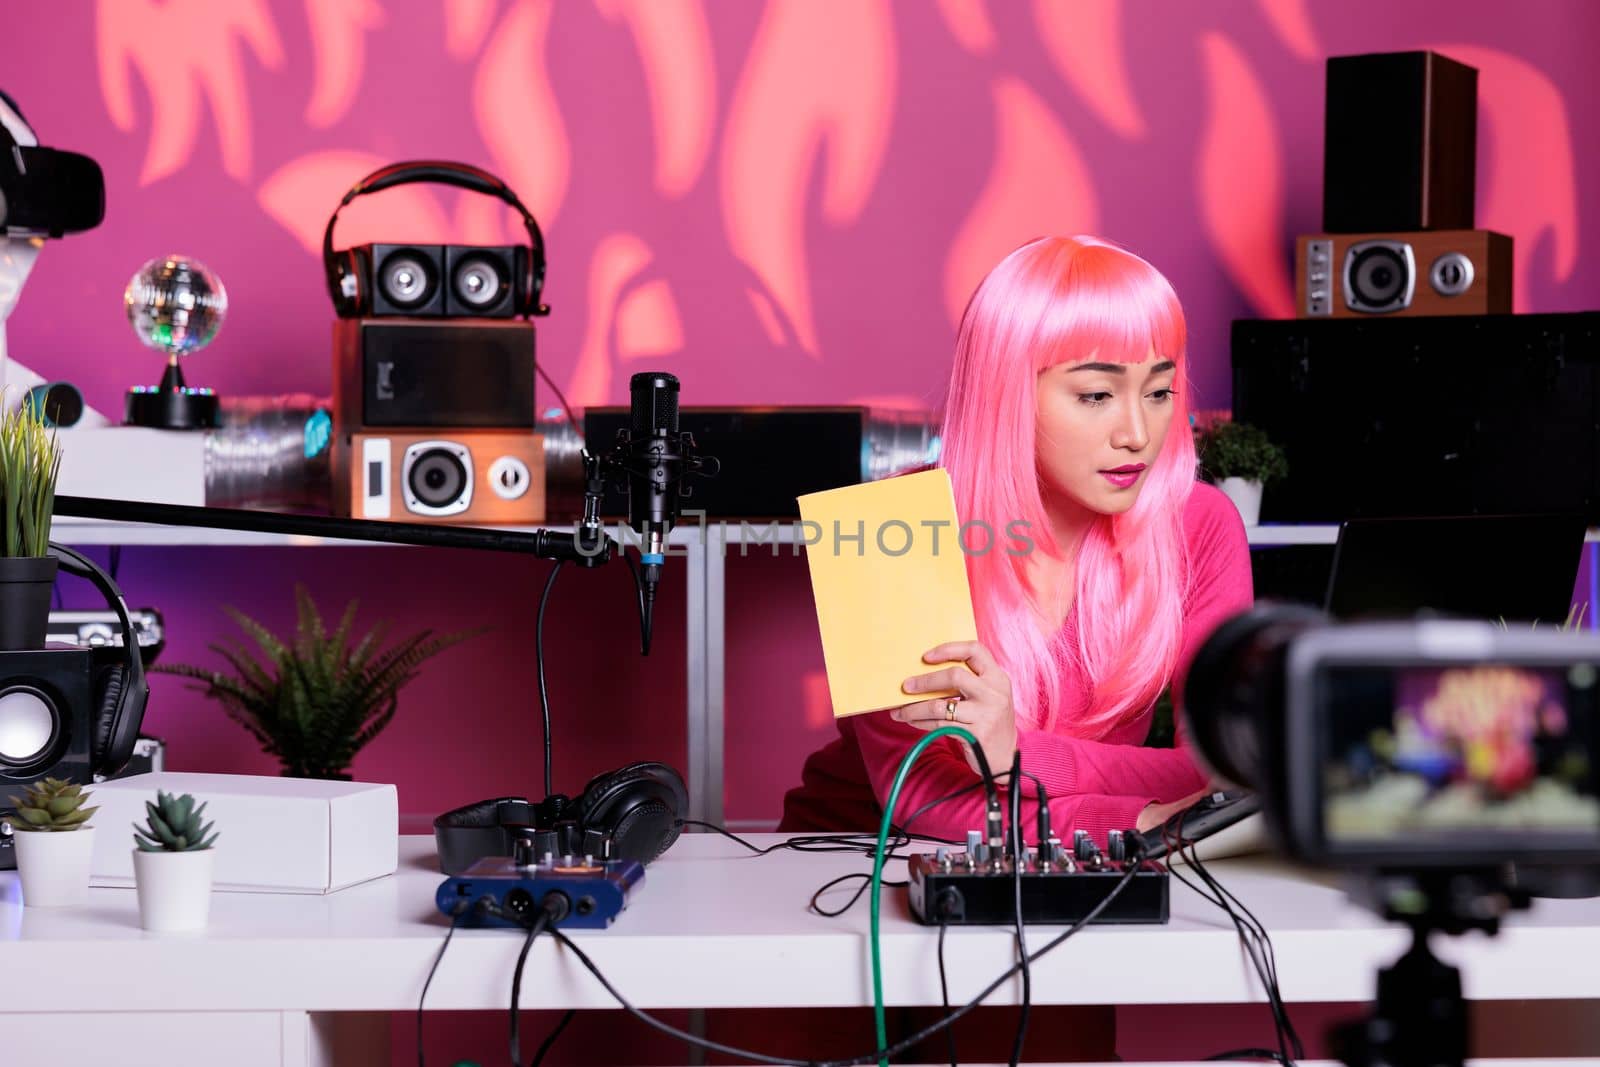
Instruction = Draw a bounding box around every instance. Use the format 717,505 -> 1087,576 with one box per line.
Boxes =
1186,602 -> 1600,877
1183,603 -> 1600,1067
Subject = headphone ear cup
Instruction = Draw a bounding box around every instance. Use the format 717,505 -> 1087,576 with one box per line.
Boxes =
514,244 -> 536,315
335,248 -> 367,316
92,660 -> 147,777
575,761 -> 688,865
92,664 -> 125,770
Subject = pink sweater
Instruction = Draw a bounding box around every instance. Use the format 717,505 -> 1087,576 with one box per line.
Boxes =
778,481 -> 1254,846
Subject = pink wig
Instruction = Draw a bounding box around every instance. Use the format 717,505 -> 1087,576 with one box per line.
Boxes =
941,236 -> 1195,737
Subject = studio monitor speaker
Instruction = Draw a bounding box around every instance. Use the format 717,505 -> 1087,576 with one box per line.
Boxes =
1296,230 -> 1511,317
1323,51 -> 1477,234
333,318 -> 536,431
335,430 -> 544,524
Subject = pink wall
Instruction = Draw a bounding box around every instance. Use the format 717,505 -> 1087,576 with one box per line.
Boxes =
7,2 -> 1598,836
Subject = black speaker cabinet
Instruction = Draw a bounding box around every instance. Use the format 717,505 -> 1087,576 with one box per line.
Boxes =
1232,313 -> 1600,523
333,318 -> 536,430
0,645 -> 95,868
582,407 -> 916,519
1323,51 -> 1478,233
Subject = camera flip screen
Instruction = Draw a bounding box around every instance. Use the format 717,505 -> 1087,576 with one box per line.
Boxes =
1320,663 -> 1600,847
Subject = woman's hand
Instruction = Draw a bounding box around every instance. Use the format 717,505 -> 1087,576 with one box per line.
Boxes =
892,640 -> 1017,777
1134,788 -> 1211,833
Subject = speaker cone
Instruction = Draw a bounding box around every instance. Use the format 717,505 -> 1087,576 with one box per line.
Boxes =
0,686 -> 59,769
451,254 -> 510,311
407,447 -> 468,509
378,249 -> 438,309
1345,241 -> 1414,311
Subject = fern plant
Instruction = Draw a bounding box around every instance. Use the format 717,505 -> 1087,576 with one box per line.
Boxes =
134,791 -> 218,852
6,778 -> 96,832
154,585 -> 480,779
0,399 -> 61,557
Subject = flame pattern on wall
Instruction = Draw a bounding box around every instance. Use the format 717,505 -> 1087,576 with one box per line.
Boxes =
7,1 -> 1582,422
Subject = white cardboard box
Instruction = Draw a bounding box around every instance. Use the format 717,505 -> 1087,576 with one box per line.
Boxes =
88,772 -> 398,894
55,426 -> 207,506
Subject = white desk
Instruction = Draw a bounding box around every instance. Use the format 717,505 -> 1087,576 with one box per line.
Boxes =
6,834 -> 1600,1065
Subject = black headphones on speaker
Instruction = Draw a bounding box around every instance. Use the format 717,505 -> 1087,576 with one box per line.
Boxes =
321,159 -> 550,319
433,761 -> 687,876
48,543 -> 149,777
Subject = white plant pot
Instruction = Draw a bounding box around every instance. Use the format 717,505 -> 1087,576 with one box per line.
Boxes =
133,848 -> 216,932
14,827 -> 96,908
1219,477 -> 1264,526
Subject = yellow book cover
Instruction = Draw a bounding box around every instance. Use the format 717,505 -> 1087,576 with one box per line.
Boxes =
797,468 -> 979,718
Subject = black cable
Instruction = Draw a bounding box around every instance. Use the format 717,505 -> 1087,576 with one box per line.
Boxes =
1164,821 -> 1300,1065
510,909 -> 554,1067
534,362 -> 582,443
516,861 -> 1139,1067
937,918 -> 957,1067
1185,839 -> 1303,1062
108,544 -> 122,581
535,560 -> 563,798
417,903 -> 468,1067
621,549 -> 650,656
1205,1048 -> 1292,1064
1007,750 -> 1030,1067
808,871 -> 908,918
531,1010 -> 576,1067
1184,839 -> 1294,1059
1163,836 -> 1288,1063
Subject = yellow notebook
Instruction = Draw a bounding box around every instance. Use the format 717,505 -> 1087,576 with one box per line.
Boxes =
797,468 -> 979,718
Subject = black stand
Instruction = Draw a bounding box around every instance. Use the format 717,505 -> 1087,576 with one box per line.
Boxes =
1329,869 -> 1532,1067
125,357 -> 220,430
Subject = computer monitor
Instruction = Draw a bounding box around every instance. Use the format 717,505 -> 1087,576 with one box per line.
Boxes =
1324,514 -> 1589,625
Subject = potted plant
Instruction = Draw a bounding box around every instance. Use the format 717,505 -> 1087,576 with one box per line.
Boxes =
154,584 -> 479,779
5,778 -> 98,907
0,400 -> 63,649
132,790 -> 218,932
1195,420 -> 1289,526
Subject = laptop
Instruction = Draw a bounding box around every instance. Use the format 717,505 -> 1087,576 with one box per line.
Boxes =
1323,514 -> 1589,625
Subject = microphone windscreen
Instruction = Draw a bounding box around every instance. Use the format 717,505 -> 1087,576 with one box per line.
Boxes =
629,372 -> 679,437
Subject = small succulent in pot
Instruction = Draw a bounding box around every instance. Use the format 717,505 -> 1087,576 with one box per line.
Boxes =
6,777 -> 97,832
134,790 -> 219,852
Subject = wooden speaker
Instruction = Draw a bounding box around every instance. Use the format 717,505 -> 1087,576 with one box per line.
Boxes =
1295,230 -> 1511,318
334,431 -> 544,524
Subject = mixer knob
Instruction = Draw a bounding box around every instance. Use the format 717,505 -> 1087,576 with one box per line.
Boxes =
1107,830 -> 1126,863
1073,829 -> 1093,861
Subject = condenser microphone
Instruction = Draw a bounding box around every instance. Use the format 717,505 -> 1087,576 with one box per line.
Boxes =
628,371 -> 681,654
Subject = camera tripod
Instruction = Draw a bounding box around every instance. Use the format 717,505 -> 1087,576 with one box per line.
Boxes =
1330,868 -> 1532,1067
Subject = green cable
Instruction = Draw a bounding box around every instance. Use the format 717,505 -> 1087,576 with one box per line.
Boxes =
869,725 -> 988,1067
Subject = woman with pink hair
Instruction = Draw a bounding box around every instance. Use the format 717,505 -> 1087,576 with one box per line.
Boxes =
781,235 -> 1253,844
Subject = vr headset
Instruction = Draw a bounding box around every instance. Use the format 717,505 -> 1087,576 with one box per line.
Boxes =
0,89 -> 105,238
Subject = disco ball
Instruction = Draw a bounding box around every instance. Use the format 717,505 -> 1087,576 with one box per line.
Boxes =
125,254 -> 227,358
123,254 -> 226,429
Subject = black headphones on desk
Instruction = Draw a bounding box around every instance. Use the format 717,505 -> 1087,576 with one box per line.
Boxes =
434,761 -> 687,875
321,159 -> 550,318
